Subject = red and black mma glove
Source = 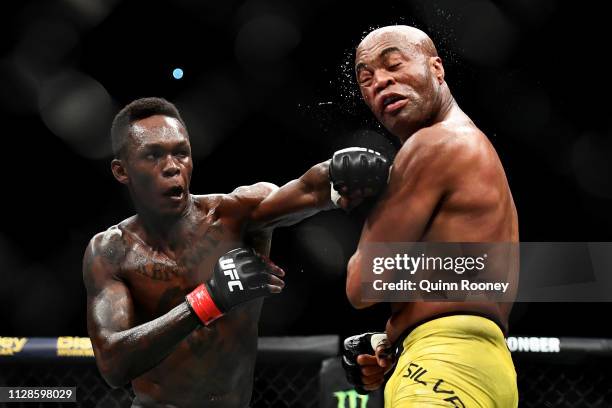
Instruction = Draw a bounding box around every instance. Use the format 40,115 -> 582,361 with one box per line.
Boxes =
342,332 -> 393,395
329,147 -> 391,206
186,248 -> 284,325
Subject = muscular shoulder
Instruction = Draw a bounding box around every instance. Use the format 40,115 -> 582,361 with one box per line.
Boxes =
88,225 -> 127,265
394,120 -> 491,182
83,225 -> 127,290
229,183 -> 278,247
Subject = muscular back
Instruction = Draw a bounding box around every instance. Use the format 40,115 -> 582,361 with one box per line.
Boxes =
347,108 -> 518,342
420,120 -> 517,243
84,191 -> 273,408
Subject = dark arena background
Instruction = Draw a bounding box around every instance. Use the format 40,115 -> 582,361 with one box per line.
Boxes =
1,0 -> 612,407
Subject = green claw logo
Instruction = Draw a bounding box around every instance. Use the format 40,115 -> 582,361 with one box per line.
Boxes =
333,390 -> 369,408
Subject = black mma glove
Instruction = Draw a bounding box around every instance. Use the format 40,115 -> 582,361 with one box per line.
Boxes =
186,248 -> 284,325
329,147 -> 391,206
342,332 -> 393,394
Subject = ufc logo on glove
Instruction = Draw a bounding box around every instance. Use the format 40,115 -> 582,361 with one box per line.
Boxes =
219,258 -> 244,292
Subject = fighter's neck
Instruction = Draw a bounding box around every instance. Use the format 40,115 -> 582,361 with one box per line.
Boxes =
133,196 -> 195,248
432,89 -> 458,125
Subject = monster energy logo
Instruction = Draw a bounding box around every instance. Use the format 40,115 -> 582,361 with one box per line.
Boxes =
333,390 -> 369,408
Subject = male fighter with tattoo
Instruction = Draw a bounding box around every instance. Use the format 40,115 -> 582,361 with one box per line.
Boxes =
340,26 -> 519,407
83,97 -> 389,407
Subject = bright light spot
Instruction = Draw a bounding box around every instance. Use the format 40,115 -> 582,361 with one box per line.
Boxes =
172,68 -> 184,80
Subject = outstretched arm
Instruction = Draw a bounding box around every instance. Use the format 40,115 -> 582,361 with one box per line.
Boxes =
244,148 -> 391,231
247,161 -> 334,231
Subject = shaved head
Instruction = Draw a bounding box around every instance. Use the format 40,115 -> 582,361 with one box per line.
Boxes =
354,25 -> 450,141
358,25 -> 438,59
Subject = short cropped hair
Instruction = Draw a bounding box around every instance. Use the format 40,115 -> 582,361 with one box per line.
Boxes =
110,97 -> 187,159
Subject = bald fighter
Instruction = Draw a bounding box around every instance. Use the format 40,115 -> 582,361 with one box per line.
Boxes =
83,98 -> 388,407
340,26 -> 519,407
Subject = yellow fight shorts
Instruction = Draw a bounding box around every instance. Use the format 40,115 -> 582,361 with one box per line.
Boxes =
384,314 -> 518,407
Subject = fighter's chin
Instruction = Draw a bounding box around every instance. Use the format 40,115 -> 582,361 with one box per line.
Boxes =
381,116 -> 409,135
383,111 -> 423,138
159,196 -> 190,216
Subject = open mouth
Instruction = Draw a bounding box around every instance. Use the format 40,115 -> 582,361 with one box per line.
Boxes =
381,94 -> 407,114
163,186 -> 185,199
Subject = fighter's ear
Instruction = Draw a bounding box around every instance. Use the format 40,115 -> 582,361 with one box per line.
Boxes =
111,159 -> 129,185
430,56 -> 445,84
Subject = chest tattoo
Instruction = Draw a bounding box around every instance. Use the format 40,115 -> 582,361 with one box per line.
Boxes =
131,223 -> 227,282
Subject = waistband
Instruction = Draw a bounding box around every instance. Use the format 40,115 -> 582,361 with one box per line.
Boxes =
392,312 -> 507,355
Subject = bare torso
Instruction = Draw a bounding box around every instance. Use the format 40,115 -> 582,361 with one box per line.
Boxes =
86,161 -> 336,408
109,194 -> 265,407
384,112 -> 519,343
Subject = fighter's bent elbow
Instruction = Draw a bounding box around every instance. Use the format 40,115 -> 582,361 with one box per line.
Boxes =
97,360 -> 130,388
346,281 -> 375,309
346,254 -> 370,309
346,288 -> 368,309
95,341 -> 131,388
101,370 -> 129,389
